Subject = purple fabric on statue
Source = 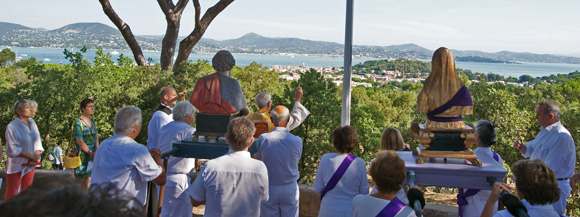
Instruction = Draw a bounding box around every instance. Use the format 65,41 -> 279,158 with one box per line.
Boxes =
427,85 -> 473,121
320,153 -> 356,199
376,197 -> 406,217
426,115 -> 463,122
457,151 -> 501,217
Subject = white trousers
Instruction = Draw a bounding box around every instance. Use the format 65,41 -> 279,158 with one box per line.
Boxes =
553,179 -> 571,215
160,174 -> 193,217
261,182 -> 299,217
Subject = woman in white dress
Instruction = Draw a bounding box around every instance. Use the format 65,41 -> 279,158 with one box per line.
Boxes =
313,125 -> 369,217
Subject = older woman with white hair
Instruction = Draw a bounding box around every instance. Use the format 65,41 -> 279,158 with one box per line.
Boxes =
4,99 -> 44,200
91,106 -> 166,209
157,101 -> 197,217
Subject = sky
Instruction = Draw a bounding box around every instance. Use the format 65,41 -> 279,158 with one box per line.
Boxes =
1,0 -> 579,56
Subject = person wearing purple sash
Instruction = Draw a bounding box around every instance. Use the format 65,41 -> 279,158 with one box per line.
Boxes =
417,47 -> 473,129
353,151 -> 417,217
313,126 -> 369,217
457,120 -> 503,217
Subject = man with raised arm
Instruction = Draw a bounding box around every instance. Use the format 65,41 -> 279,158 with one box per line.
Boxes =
91,107 -> 166,209
147,87 -> 177,150
188,117 -> 268,217
247,87 -> 310,138
255,105 -> 303,217
512,100 -> 575,215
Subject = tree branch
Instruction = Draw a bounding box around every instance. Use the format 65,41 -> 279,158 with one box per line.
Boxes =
98,0 -> 146,66
175,0 -> 190,15
193,0 -> 201,28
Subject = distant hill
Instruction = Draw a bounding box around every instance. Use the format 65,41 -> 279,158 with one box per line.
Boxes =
51,22 -> 120,35
0,21 -> 32,35
1,21 -> 580,64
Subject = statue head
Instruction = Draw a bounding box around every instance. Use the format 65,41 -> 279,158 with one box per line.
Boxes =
431,47 -> 455,77
212,50 -> 236,72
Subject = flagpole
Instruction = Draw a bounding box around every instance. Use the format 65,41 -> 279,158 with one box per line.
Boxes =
341,0 -> 354,126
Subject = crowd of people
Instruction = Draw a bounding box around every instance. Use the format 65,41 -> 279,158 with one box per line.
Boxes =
1,50 -> 580,217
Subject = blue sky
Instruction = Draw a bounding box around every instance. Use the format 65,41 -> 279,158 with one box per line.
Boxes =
1,0 -> 579,55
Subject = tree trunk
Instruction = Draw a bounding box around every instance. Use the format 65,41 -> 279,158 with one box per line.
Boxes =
158,0 -> 189,71
173,0 -> 234,73
160,19 -> 180,71
98,0 -> 147,66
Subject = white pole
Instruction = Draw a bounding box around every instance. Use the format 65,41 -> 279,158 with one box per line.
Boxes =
341,0 -> 354,126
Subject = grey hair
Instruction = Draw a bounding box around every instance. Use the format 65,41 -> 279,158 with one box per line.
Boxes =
114,107 -> 142,135
173,101 -> 195,122
14,99 -> 30,115
538,100 -> 561,120
475,120 -> 496,147
271,106 -> 290,126
28,100 -> 38,108
212,50 -> 235,71
255,92 -> 271,108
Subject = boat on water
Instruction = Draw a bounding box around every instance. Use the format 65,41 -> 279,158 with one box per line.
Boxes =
43,58 -> 51,62
21,54 -> 28,57
110,50 -> 120,55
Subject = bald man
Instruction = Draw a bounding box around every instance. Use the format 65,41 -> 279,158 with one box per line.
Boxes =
248,87 -> 310,138
147,87 -> 178,150
255,106 -> 303,217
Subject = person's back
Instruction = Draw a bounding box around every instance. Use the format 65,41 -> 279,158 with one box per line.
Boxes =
494,200 -> 560,217
157,121 -> 196,174
256,128 -> 302,185
189,151 -> 268,217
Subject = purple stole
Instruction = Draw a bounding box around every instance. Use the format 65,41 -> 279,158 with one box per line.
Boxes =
457,151 -> 500,217
320,153 -> 356,199
376,197 -> 405,217
427,85 -> 473,122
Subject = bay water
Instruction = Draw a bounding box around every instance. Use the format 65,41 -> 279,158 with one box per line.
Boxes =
3,47 -> 579,79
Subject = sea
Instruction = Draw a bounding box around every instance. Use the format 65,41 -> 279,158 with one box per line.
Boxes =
3,46 -> 580,79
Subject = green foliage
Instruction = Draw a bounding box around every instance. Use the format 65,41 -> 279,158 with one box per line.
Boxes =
0,48 -> 16,68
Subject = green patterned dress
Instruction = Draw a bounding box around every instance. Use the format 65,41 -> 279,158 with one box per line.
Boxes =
73,117 -> 98,179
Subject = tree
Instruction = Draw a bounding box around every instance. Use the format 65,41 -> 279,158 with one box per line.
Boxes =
0,48 -> 16,68
98,0 -> 234,72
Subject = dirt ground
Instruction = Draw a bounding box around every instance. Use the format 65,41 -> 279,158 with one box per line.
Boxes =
424,186 -> 458,206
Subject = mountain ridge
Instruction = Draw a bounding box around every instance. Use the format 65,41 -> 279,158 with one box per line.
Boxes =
1,21 -> 579,64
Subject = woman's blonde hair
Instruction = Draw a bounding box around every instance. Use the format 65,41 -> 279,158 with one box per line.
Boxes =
380,127 -> 404,151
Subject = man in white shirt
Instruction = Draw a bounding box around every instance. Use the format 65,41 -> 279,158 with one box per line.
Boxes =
91,106 -> 166,209
189,117 -> 269,217
247,87 -> 310,138
157,101 -> 196,217
513,100 -> 575,215
255,105 -> 303,217
147,87 -> 178,150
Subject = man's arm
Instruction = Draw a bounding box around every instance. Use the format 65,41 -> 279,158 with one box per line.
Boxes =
287,87 -> 310,131
190,196 -> 205,206
149,149 -> 166,186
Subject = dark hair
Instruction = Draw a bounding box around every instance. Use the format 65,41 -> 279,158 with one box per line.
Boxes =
80,98 -> 94,112
226,117 -> 256,151
512,159 -> 560,205
333,125 -> 357,153
0,176 -> 143,217
370,150 -> 406,193
475,120 -> 496,147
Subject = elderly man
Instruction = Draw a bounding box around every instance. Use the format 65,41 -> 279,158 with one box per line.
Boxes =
190,50 -> 246,114
255,105 -> 303,217
512,100 -> 575,215
247,87 -> 310,138
91,107 -> 166,209
157,101 -> 196,217
147,87 -> 178,150
188,117 -> 268,217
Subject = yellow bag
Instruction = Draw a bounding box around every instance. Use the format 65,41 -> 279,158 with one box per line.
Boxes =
64,123 -> 82,169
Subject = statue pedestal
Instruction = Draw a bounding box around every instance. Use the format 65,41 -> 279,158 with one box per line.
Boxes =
399,151 -> 506,190
411,124 -> 481,166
